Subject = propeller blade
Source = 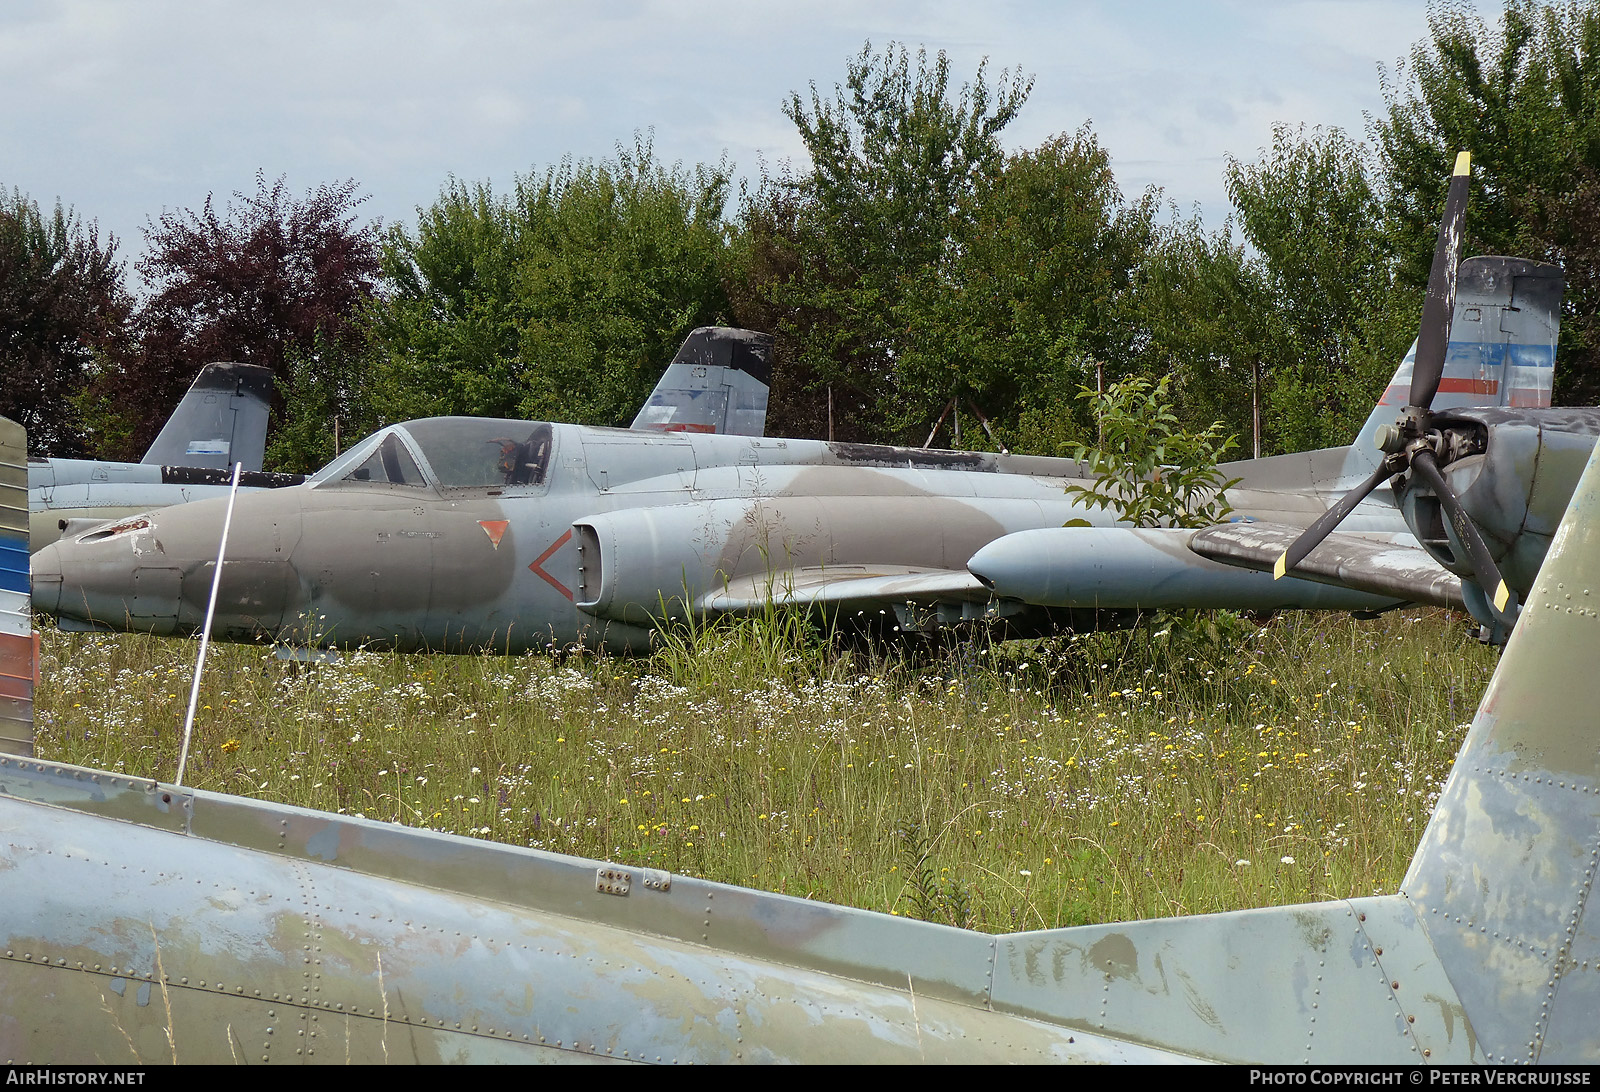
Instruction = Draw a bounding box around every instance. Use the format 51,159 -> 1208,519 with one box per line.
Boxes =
1273,460 -> 1393,579
1409,151 -> 1472,410
1410,448 -> 1519,621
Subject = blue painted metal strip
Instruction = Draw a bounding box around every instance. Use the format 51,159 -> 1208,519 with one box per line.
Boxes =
0,537 -> 25,596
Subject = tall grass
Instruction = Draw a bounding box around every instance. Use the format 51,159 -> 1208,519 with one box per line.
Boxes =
33,608 -> 1498,933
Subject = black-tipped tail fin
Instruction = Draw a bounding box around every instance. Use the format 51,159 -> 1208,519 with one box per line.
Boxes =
630,328 -> 773,437
141,361 -> 275,471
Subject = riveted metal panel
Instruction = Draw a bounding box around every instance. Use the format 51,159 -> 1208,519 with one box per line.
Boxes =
0,791 -> 1180,1064
1401,436 -> 1600,1063
988,897 -> 1461,1064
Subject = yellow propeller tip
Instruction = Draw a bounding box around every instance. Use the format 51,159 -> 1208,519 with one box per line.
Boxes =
1273,553 -> 1288,580
1454,151 -> 1472,176
1493,581 -> 1510,612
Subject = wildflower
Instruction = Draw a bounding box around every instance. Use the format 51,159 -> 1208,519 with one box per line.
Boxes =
220,739 -> 240,754
1280,855 -> 1296,865
1234,859 -> 1250,867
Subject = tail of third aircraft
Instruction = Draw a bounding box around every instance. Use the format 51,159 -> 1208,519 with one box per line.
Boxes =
0,418 -> 32,757
1346,256 -> 1562,474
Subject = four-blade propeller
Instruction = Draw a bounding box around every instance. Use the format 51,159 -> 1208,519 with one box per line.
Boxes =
1272,151 -> 1518,625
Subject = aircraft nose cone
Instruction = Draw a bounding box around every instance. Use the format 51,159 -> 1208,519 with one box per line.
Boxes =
31,516 -> 185,634
40,499 -> 304,639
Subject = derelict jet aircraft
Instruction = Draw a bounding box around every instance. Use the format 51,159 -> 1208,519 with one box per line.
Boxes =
26,360 -> 303,552
9,405 -> 1600,1063
29,234 -> 1555,653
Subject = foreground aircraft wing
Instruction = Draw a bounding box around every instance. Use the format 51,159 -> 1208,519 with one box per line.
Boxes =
1189,522 -> 1465,611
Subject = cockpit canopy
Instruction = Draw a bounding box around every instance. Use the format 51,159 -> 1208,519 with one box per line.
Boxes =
309,418 -> 555,492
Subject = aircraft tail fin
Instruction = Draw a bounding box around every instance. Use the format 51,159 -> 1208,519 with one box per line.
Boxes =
141,361 -> 275,471
630,327 -> 773,437
1399,431 -> 1600,1061
0,418 -> 33,757
1348,256 -> 1562,475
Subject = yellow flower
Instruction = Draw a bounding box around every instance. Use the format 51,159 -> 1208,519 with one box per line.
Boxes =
220,739 -> 240,754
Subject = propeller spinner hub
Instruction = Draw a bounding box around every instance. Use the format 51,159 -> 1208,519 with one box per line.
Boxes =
1375,423 -> 1407,455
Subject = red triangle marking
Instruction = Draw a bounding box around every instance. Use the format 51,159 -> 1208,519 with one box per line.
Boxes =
479,520 -> 510,549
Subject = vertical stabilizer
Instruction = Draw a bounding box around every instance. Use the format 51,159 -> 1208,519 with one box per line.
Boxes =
0,419 -> 34,757
141,361 -> 275,471
1401,430 -> 1600,1061
1348,256 -> 1562,475
630,327 -> 773,437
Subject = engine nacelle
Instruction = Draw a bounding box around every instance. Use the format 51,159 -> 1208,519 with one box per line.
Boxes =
572,502 -> 756,625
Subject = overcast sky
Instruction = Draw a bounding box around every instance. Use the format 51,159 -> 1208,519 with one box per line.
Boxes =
2,0 -> 1501,271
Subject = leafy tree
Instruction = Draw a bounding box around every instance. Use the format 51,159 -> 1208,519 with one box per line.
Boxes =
1376,0 -> 1571,278
0,189 -> 130,457
263,332 -> 373,473
741,43 -> 1033,442
1135,215 -> 1275,449
1221,125 -> 1417,451
368,137 -> 733,427
1374,0 -> 1600,403
897,127 -> 1158,447
87,173 -> 383,464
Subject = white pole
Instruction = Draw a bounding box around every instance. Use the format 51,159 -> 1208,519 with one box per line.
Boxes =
175,461 -> 243,787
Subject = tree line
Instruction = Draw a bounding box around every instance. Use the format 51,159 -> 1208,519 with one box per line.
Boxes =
7,0 -> 1600,471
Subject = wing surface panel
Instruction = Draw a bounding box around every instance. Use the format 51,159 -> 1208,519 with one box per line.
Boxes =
1190,523 -> 1464,610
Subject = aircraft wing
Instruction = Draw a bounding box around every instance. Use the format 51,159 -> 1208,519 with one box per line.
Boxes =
697,565 -> 991,613
1188,522 -> 1466,611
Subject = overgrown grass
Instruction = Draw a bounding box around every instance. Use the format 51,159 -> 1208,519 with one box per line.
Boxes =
32,609 -> 1499,933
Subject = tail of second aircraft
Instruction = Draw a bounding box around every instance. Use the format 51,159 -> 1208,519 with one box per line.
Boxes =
1346,255 -> 1562,473
141,361 -> 276,471
630,327 -> 773,438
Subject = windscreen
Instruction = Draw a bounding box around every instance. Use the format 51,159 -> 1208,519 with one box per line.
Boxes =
400,418 -> 554,488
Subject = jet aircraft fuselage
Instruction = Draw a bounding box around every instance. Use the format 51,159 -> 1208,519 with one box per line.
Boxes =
31,416 -> 1405,653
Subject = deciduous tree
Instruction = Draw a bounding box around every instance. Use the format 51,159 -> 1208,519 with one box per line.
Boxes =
89,173 -> 382,464
0,189 -> 130,457
743,43 -> 1033,443
1224,125 -> 1417,450
367,137 -> 733,428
